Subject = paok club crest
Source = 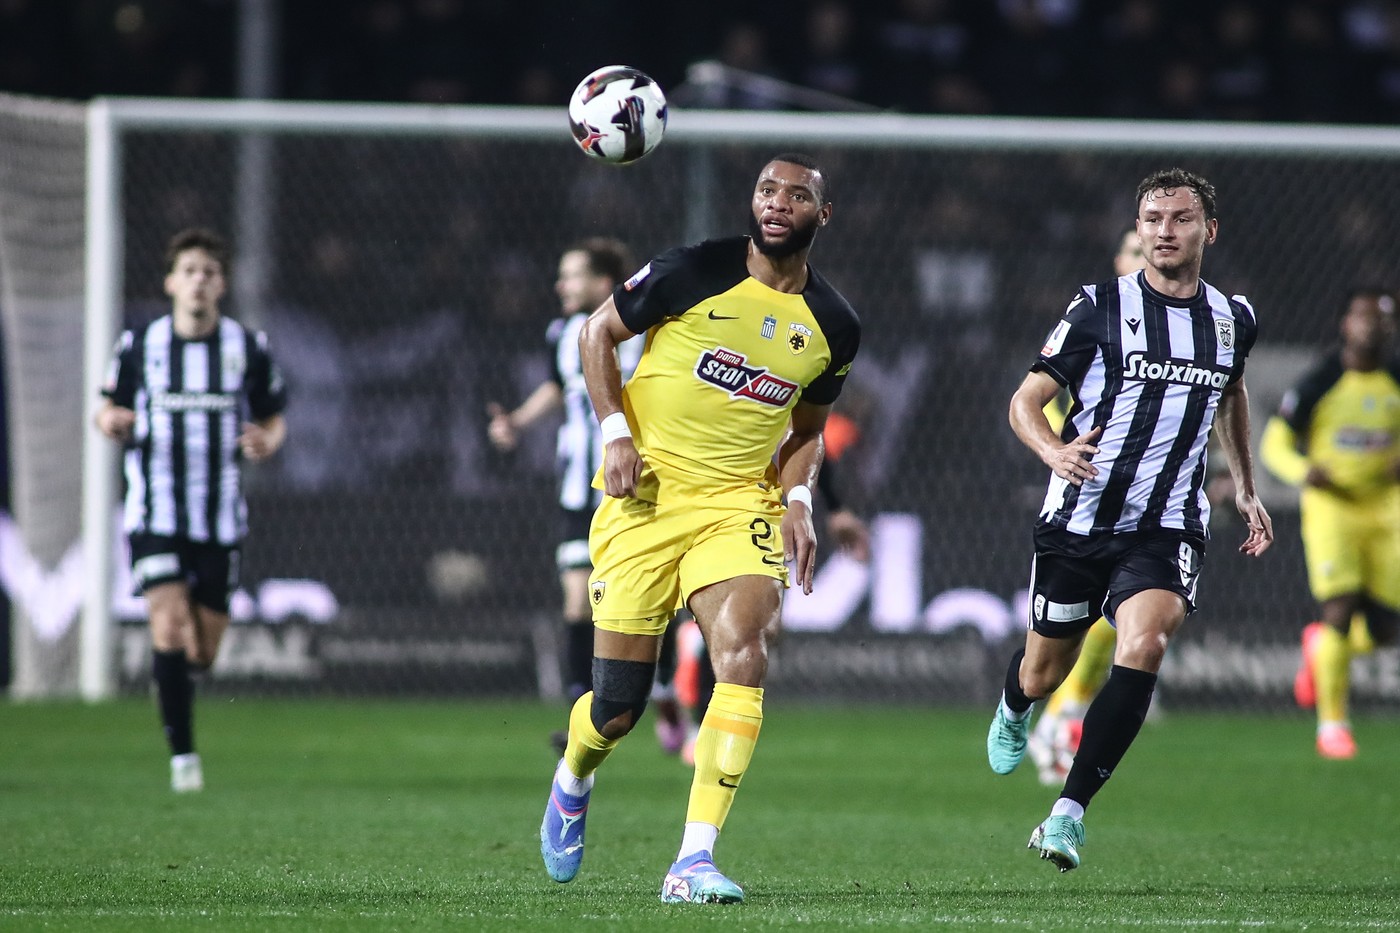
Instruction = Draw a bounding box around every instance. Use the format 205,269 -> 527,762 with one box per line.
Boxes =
1215,319 -> 1234,350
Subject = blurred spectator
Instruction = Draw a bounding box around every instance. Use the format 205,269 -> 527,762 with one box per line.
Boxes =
874,0 -> 982,112
977,0 -> 1090,116
1275,1 -> 1352,122
795,1 -> 867,101
1206,2 -> 1273,120
1096,0 -> 1163,118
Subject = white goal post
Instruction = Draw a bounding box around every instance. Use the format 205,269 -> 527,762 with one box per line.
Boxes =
9,93 -> 1400,700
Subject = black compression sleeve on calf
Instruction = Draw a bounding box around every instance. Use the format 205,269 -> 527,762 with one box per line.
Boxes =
152,649 -> 195,755
1062,664 -> 1157,809
590,657 -> 656,733
1003,647 -> 1034,713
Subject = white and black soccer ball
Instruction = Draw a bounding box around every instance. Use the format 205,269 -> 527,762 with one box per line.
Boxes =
568,65 -> 668,164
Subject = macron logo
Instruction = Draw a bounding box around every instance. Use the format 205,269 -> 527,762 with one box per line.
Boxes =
1123,352 -> 1229,389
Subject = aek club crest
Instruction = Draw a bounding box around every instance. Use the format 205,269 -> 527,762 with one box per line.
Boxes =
787,322 -> 812,355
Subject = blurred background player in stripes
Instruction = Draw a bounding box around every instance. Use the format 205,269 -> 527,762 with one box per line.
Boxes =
96,227 -> 288,792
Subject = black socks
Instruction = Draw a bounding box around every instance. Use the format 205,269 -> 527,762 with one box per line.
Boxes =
152,649 -> 195,755
1062,664 -> 1157,807
1003,648 -> 1034,714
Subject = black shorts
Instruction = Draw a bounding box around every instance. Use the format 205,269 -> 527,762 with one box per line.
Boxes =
1027,523 -> 1205,638
128,532 -> 241,613
555,507 -> 593,572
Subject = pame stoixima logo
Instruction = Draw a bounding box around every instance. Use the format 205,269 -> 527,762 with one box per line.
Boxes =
695,347 -> 798,407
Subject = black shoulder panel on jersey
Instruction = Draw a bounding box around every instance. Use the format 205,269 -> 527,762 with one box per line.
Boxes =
244,323 -> 290,420
1033,283 -> 1107,389
1282,355 -> 1344,434
799,264 -> 861,406
612,236 -> 750,334
104,320 -> 152,406
1227,294 -> 1260,358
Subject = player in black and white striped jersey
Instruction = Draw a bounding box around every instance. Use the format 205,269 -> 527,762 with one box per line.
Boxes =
97,227 -> 288,793
986,169 -> 1274,872
486,239 -> 652,752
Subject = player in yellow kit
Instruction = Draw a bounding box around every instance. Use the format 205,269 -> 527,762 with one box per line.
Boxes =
538,154 -> 861,903
1260,288 -> 1400,759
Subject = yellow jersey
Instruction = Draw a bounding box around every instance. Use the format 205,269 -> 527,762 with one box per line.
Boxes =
1261,356 -> 1400,501
609,237 -> 860,502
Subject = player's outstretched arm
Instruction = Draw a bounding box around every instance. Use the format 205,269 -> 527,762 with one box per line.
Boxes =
1216,378 -> 1273,556
579,296 -> 643,498
1010,371 -> 1100,486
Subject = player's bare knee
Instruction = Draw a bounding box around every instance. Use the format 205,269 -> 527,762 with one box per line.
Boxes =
707,637 -> 768,684
148,613 -> 190,653
1019,669 -> 1059,700
590,657 -> 655,739
1116,630 -> 1169,671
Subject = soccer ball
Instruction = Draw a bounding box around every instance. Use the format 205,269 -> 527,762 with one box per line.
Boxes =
568,66 -> 668,164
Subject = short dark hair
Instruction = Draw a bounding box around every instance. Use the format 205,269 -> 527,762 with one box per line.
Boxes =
164,227 -> 230,273
565,237 -> 634,286
1135,168 -> 1217,220
766,152 -> 830,205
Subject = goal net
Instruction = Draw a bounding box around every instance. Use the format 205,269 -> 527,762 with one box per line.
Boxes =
0,93 -> 88,697
5,93 -> 1400,709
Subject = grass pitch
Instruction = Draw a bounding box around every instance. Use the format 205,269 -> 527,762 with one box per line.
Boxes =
2,697 -> 1397,931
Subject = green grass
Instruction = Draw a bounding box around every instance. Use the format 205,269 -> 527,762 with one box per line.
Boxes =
2,698 -> 1397,931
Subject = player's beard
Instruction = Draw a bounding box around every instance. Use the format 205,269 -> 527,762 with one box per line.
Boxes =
748,212 -> 818,259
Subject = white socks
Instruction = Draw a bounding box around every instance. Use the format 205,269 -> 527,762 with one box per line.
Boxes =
676,821 -> 719,861
554,759 -> 595,797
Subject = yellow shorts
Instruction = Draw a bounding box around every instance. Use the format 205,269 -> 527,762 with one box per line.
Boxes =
588,493 -> 789,636
1300,488 -> 1400,607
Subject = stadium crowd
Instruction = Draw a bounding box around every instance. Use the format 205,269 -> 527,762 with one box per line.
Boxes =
1,0 -> 1398,123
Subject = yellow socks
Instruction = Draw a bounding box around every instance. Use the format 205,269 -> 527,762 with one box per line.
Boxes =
1348,613 -> 1375,655
1313,625 -> 1351,726
686,683 -> 763,829
563,692 -> 619,779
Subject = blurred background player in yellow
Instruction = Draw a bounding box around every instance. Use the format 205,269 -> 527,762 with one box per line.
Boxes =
1260,288 -> 1400,759
1027,228 -> 1146,786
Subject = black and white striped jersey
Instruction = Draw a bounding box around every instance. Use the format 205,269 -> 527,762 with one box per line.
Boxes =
547,313 -> 643,511
102,314 -> 288,545
1033,270 -> 1257,537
